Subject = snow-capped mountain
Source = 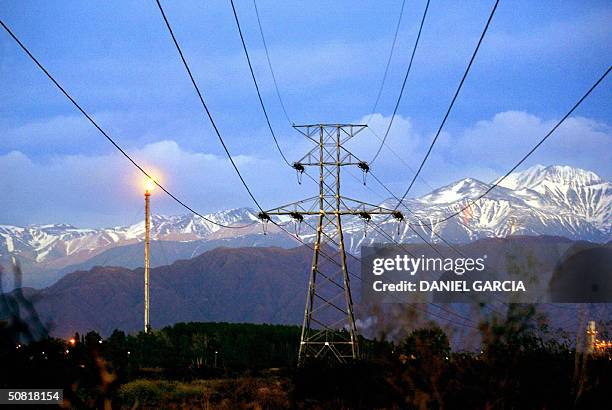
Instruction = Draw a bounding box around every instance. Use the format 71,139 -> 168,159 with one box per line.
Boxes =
367,164 -> 611,245
0,208 -> 260,272
1,165 -> 610,281
498,165 -> 610,232
293,164 -> 611,249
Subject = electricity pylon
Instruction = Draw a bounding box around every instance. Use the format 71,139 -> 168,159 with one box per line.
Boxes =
259,124 -> 403,365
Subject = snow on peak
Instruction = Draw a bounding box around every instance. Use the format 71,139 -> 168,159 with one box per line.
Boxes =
418,178 -> 491,204
1,166 -> 609,271
499,164 -> 602,190
120,208 -> 258,240
206,207 -> 257,222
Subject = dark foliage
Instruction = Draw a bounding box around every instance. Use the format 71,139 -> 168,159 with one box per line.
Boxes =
2,263 -> 610,409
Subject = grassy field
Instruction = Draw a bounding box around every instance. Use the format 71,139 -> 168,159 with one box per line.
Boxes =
116,377 -> 292,409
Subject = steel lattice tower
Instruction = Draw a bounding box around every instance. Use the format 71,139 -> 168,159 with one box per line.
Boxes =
260,124 -> 402,365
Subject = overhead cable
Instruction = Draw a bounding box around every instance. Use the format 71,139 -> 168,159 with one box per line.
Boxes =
0,19 -> 255,230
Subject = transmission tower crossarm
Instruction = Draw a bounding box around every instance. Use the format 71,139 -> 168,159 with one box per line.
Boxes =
262,196 -> 403,218
292,123 -> 368,143
295,145 -> 367,167
339,196 -> 403,216
294,123 -> 368,129
259,196 -> 320,216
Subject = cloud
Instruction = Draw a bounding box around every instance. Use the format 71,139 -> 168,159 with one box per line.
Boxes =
341,111 -> 611,198
1,112 -> 609,227
482,8 -> 612,64
1,114 -> 108,156
450,112 -> 611,179
0,140 -> 312,227
0,109 -> 280,160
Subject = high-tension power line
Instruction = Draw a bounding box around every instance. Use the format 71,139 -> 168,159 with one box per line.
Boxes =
366,171 -> 466,256
155,0 -> 265,212
347,170 -> 506,315
367,127 -> 438,191
252,0 -> 293,125
0,19 -> 254,230
250,0 -> 332,190
228,0 -> 494,332
412,65 -> 610,226
391,0 -> 500,199
365,0 -> 407,125
287,215 -> 483,328
343,166 -> 504,316
230,0 -> 292,167
369,0 -> 430,165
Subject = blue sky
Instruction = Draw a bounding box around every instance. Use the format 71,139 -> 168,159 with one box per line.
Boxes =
1,0 -> 610,227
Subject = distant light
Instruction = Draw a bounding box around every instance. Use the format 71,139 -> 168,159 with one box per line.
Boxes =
66,350 -> 69,354
69,338 -> 76,345
144,177 -> 156,194
98,340 -> 103,344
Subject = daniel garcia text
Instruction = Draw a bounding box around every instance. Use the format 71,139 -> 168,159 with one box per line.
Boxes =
370,255 -> 526,293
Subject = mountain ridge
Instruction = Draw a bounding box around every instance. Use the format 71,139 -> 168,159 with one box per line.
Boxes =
1,164 -> 610,288
8,237 -> 609,342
